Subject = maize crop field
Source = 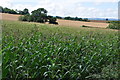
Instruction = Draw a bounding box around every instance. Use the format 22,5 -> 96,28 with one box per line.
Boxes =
1,20 -> 119,79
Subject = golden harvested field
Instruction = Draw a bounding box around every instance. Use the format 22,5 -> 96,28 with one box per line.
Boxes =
57,19 -> 109,28
0,13 -> 109,28
0,13 -> 21,21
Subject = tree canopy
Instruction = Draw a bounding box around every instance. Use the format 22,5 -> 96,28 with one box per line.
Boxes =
0,6 -> 4,13
19,8 -> 58,24
64,16 -> 89,22
0,6 -> 29,15
1,6 -> 89,24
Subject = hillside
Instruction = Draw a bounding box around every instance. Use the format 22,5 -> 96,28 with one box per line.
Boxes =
0,13 -> 109,28
2,20 -> 119,79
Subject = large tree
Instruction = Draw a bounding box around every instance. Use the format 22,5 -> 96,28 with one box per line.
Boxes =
18,8 -> 29,15
3,7 -> 17,14
0,6 -> 4,13
23,8 -> 29,15
19,8 -> 58,24
31,8 -> 48,23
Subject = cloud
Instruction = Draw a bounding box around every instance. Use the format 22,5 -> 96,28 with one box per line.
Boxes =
0,0 -> 13,7
65,0 -> 119,2
0,0 -> 118,18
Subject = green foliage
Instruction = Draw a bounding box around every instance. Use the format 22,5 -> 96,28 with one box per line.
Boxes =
31,8 -> 47,23
19,8 -> 48,23
64,16 -> 89,22
18,16 -> 25,21
55,16 -> 62,19
0,6 -> 4,13
3,7 -> 17,14
83,18 -> 89,22
18,15 -> 29,21
19,9 -> 58,24
23,8 -> 29,15
48,16 -> 58,24
17,8 -> 29,15
107,21 -> 120,30
0,6 -> 30,15
64,16 -> 72,20
2,21 -> 119,79
81,25 -> 88,27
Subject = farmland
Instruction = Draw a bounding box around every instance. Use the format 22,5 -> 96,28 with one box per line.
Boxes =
0,13 -> 21,21
2,20 -> 119,79
0,13 -> 109,28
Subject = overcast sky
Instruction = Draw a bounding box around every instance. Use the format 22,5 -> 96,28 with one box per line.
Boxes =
0,0 -> 119,18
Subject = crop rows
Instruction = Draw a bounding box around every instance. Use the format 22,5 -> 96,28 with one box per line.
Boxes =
2,21 -> 119,79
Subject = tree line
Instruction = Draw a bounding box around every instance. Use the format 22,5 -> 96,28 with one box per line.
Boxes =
0,6 -> 29,15
0,6 -> 58,24
54,16 -> 89,22
0,6 -> 89,24
19,8 -> 58,24
63,16 -> 89,22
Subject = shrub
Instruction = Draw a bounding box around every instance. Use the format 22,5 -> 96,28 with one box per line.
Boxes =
0,6 -> 3,13
19,16 -> 25,21
47,16 -> 58,24
36,18 -> 44,23
49,17 -> 56,23
27,15 -> 33,22
81,25 -> 88,27
19,16 -> 27,21
83,18 -> 90,22
107,21 -> 120,30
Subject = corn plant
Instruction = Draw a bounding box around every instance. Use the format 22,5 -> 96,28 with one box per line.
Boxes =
2,20 -> 119,79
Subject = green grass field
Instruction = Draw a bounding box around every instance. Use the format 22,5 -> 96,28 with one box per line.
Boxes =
2,20 -> 119,79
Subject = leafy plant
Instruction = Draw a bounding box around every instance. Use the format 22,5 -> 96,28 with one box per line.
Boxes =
2,20 -> 119,79
107,21 -> 120,30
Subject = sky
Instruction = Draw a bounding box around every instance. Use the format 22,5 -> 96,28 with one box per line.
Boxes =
0,0 -> 119,18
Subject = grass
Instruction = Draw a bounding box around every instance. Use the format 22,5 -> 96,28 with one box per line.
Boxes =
2,20 -> 119,79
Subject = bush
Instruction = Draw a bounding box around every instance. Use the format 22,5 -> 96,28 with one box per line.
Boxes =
36,18 -> 44,23
49,17 -> 56,23
0,6 -> 3,13
27,15 -> 33,22
19,16 -> 24,21
48,16 -> 58,24
83,18 -> 90,22
107,21 -> 120,30
19,16 -> 27,21
19,14 -> 32,22
81,25 -> 88,27
49,21 -> 58,25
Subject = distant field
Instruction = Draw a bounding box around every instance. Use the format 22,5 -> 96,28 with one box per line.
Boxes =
0,13 -> 21,21
90,20 -> 107,23
0,13 -> 109,28
57,19 -> 109,28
